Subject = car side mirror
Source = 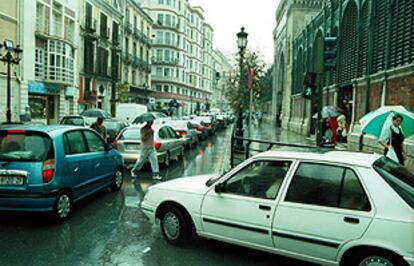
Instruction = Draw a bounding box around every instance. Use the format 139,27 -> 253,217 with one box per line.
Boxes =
214,182 -> 225,193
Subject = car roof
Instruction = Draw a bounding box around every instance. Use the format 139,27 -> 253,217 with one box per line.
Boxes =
0,124 -> 85,136
255,150 -> 381,168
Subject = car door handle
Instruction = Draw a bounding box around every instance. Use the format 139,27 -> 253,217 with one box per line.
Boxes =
344,216 -> 360,224
258,205 -> 271,211
95,162 -> 101,167
73,166 -> 79,172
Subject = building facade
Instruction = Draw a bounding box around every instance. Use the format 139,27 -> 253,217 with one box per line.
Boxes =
0,0 -> 20,123
282,0 -> 414,169
78,0 -> 123,115
19,0 -> 80,124
271,0 -> 326,127
140,0 -> 215,115
212,49 -> 232,112
119,0 -> 153,105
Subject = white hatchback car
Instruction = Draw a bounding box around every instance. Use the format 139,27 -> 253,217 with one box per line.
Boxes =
141,151 -> 414,266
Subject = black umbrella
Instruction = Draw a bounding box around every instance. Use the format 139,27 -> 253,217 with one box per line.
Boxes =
133,113 -> 157,124
81,108 -> 111,119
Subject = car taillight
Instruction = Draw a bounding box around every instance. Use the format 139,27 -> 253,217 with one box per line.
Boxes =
196,125 -> 204,131
176,130 -> 187,136
220,121 -> 224,124
42,159 -> 55,183
208,124 -> 212,128
154,141 -> 161,150
114,131 -> 119,137
113,140 -> 118,149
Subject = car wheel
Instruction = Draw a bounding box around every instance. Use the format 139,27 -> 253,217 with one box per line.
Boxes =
348,250 -> 407,266
110,169 -> 123,191
53,191 -> 72,222
160,206 -> 192,246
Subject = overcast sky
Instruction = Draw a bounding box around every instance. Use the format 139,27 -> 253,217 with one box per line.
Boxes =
189,0 -> 280,64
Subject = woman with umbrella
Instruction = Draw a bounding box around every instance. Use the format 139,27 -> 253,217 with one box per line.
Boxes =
360,106 -> 414,165
378,114 -> 405,165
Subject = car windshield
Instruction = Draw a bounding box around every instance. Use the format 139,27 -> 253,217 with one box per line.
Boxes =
0,131 -> 54,162
373,156 -> 414,209
119,128 -> 141,140
61,117 -> 84,126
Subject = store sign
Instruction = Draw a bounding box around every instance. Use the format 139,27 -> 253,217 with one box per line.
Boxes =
28,81 -> 60,95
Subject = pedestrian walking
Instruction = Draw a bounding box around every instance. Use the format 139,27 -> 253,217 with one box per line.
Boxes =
90,117 -> 107,141
337,114 -> 347,143
131,120 -> 161,180
379,114 -> 406,165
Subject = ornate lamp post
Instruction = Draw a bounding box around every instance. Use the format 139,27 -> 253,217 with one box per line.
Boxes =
234,27 -> 248,151
0,40 -> 23,124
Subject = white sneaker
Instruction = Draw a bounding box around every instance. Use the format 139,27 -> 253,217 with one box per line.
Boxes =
153,175 -> 162,180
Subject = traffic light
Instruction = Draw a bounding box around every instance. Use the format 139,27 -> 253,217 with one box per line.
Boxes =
303,72 -> 317,99
324,37 -> 337,71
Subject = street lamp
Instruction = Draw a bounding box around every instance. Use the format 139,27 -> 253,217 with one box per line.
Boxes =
0,39 -> 23,124
234,27 -> 248,151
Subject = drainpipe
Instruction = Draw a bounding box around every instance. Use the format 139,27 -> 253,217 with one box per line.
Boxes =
365,0 -> 375,113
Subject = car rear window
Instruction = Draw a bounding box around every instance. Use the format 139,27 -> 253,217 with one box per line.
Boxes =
373,157 -> 414,209
61,117 -> 84,126
0,131 -> 54,161
104,121 -> 120,130
119,128 -> 141,140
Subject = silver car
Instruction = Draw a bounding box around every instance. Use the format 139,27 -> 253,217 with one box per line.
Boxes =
164,120 -> 198,148
114,124 -> 184,168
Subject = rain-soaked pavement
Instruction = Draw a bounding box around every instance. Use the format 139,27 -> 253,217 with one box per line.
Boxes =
0,125 -> 317,266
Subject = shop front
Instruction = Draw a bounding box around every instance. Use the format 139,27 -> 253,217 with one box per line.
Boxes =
28,81 -> 61,124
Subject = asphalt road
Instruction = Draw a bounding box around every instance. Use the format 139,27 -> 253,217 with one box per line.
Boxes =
0,127 -> 316,266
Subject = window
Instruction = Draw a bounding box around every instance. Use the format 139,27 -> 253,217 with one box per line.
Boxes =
223,161 -> 292,199
64,131 -> 87,155
286,163 -> 371,211
84,131 -> 106,152
157,14 -> 163,25
166,127 -> 178,138
158,128 -> 169,139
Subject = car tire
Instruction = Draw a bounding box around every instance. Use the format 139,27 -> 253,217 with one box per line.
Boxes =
347,250 -> 408,266
52,191 -> 72,222
160,206 -> 192,246
110,169 -> 123,191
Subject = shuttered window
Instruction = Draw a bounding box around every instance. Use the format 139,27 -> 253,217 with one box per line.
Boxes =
372,0 -> 387,73
389,0 -> 414,68
339,1 -> 357,84
358,1 -> 369,76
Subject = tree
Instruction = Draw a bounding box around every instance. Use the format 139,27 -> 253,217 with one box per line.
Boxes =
224,50 -> 268,113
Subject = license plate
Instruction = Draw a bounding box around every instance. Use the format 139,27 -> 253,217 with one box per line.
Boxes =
127,144 -> 141,150
0,176 -> 25,186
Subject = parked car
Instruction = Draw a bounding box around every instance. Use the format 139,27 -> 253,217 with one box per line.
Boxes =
0,125 -> 124,221
192,116 -> 215,136
141,151 -> 414,266
132,112 -> 171,125
80,108 -> 112,119
164,120 -> 198,148
215,114 -> 226,129
103,118 -> 129,143
60,115 -> 95,127
188,119 -> 208,141
114,124 -> 184,168
116,103 -> 147,123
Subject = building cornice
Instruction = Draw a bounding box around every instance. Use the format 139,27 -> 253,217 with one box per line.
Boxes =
128,0 -> 153,23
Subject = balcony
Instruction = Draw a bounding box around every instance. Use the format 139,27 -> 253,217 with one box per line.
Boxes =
85,18 -> 97,32
132,56 -> 139,68
124,22 -> 132,34
123,52 -> 132,65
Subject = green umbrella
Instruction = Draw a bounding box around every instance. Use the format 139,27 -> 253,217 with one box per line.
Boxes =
360,105 -> 414,138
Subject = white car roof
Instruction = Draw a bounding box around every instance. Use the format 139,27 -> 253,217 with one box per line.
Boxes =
255,150 -> 382,168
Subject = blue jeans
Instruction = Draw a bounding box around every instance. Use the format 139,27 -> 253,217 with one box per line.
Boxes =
132,148 -> 159,176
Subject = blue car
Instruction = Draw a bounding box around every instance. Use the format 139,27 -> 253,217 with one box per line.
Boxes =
0,125 -> 124,221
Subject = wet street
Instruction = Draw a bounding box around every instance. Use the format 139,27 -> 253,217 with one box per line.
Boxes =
0,127 -> 315,266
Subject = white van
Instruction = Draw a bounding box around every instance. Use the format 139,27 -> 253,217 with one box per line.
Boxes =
116,103 -> 148,122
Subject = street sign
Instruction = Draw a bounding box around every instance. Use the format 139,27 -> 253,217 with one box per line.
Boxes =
248,67 -> 254,91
